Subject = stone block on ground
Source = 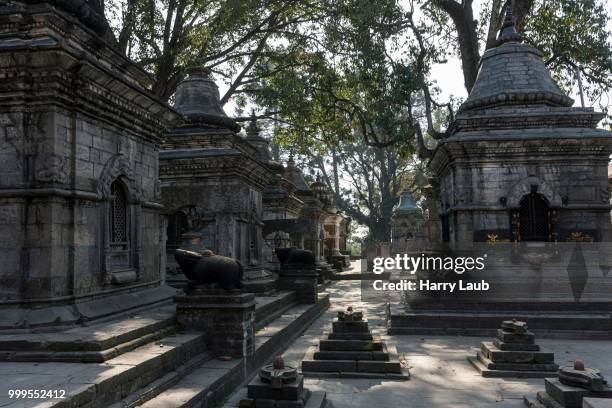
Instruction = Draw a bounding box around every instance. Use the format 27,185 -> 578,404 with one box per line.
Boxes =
470,320 -> 558,378
523,360 -> 612,408
300,307 -> 408,380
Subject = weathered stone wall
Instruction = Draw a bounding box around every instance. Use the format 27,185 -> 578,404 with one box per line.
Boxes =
437,145 -> 611,243
161,179 -> 263,263
0,2 -> 178,323
0,107 -> 164,301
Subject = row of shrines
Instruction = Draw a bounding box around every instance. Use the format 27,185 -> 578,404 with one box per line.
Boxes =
0,0 -> 349,330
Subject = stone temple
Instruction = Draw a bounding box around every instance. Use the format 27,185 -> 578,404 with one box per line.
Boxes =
389,10 -> 612,336
0,0 -> 180,329
431,13 -> 612,246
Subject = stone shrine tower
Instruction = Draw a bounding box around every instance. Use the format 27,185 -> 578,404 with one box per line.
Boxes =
429,10 -> 612,245
283,161 -> 337,279
0,0 -> 180,329
390,189 -> 425,254
160,68 -> 275,293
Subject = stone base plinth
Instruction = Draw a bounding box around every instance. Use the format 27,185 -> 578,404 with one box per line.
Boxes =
278,266 -> 318,304
470,329 -> 558,378
0,285 -> 177,332
175,287 -> 255,358
242,266 -> 277,294
328,254 -> 351,272
301,317 -> 409,380
523,379 -> 612,408
315,261 -> 337,282
240,374 -> 327,408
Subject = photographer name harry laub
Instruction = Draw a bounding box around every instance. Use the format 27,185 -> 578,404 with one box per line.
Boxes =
370,253 -> 490,292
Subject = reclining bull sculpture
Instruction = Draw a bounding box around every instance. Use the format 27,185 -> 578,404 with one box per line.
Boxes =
174,248 -> 243,290
275,247 -> 316,268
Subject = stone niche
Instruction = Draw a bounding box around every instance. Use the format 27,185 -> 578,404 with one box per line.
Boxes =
160,68 -> 276,293
0,0 -> 180,329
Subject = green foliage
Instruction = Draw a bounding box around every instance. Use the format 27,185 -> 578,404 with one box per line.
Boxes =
525,0 -> 612,118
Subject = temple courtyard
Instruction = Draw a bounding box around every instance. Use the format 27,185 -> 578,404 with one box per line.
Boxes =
1,267 -> 611,408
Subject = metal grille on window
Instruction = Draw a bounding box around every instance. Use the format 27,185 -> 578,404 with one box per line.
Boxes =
111,181 -> 127,243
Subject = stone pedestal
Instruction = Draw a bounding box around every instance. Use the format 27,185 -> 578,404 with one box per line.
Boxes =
242,266 -> 278,294
278,265 -> 318,304
524,360 -> 612,408
469,320 -> 558,377
175,287 -> 255,358
301,308 -> 409,379
240,357 -> 327,408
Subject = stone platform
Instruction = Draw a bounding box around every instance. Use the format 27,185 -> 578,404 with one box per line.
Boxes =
301,308 -> 409,380
0,291 -> 298,363
524,360 -> 612,408
388,302 -> 612,339
0,292 -> 330,408
0,285 -> 178,331
468,320 -> 558,378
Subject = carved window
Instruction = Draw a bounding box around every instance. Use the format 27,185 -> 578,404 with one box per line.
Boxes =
519,193 -> 549,242
110,181 -> 128,244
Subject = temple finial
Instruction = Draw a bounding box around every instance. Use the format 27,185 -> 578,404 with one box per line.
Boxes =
246,109 -> 259,134
497,3 -> 523,45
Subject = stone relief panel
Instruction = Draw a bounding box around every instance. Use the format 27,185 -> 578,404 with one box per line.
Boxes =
33,153 -> 69,184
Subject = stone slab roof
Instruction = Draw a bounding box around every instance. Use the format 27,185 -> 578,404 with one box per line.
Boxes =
459,42 -> 573,113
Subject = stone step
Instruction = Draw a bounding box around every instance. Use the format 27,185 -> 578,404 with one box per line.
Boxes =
389,305 -> 612,339
313,350 -> 389,361
480,342 -> 554,363
467,353 -> 559,378
0,291 -> 300,363
47,332 -> 207,408
133,295 -> 330,408
328,332 -> 373,340
493,337 -> 540,351
301,342 -> 409,380
331,320 -> 370,333
522,392 -> 561,408
0,305 -> 176,363
254,290 -> 298,330
302,359 -> 400,374
477,351 -> 558,372
319,338 -> 383,352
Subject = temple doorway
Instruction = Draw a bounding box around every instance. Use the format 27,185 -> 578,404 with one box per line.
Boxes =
519,193 -> 550,241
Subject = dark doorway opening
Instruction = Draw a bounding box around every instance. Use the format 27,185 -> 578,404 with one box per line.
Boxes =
519,193 -> 550,241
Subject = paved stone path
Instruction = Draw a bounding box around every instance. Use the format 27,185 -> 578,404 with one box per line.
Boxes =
226,275 -> 612,408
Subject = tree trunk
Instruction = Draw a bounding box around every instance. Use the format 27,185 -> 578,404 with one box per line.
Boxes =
432,0 -> 481,92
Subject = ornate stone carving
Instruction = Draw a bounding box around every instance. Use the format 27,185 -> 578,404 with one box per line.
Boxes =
33,153 -> 68,183
96,154 -> 140,201
507,176 -> 562,208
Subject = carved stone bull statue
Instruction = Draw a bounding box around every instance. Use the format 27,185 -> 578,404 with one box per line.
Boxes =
275,247 -> 316,268
174,249 -> 243,290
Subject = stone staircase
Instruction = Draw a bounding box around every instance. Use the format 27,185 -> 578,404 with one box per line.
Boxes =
25,291 -> 330,408
135,297 -> 329,408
